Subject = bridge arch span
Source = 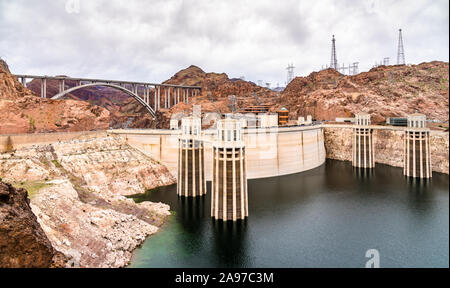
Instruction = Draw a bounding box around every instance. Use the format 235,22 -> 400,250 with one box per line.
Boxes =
51,82 -> 156,118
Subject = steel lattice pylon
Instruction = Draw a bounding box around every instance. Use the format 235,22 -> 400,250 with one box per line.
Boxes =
397,29 -> 405,65
286,63 -> 295,85
330,35 -> 338,70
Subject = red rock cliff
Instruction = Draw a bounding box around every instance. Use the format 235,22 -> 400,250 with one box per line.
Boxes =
0,180 -> 66,268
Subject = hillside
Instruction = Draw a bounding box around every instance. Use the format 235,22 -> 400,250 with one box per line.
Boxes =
279,61 -> 449,123
139,62 -> 448,128
1,60 -> 448,133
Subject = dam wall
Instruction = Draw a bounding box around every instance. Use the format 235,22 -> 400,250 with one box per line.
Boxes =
323,124 -> 449,174
2,124 -> 446,177
112,126 -> 327,180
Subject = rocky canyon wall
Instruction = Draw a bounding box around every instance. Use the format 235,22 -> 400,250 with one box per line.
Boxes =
0,181 -> 66,268
323,125 -> 449,174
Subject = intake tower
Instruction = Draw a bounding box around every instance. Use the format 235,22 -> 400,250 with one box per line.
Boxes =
211,118 -> 248,221
177,116 -> 206,197
352,113 -> 375,168
404,113 -> 432,179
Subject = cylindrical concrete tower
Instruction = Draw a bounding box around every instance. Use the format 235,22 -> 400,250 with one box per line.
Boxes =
404,113 -> 432,179
177,116 -> 206,197
352,113 -> 375,168
211,119 -> 248,221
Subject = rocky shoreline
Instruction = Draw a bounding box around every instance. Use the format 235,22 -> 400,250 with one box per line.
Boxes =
0,135 -> 176,268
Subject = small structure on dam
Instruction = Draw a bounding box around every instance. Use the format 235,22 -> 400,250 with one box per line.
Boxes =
352,113 -> 375,168
211,118 -> 248,221
258,113 -> 278,128
278,107 -> 289,126
177,116 -> 206,197
404,113 -> 432,179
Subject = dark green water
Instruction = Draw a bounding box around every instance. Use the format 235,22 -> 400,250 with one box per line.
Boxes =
128,160 -> 449,268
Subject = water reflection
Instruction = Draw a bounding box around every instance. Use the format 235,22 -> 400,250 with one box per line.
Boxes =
210,219 -> 250,267
352,167 -> 374,180
324,160 -> 358,191
178,196 -> 207,225
406,177 -> 435,212
407,177 -> 432,194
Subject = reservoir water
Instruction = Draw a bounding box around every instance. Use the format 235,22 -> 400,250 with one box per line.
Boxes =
129,160 -> 449,268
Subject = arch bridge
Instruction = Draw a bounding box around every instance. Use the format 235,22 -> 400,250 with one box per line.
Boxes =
14,75 -> 202,118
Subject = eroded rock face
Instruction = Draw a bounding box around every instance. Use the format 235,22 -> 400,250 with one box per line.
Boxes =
0,181 -> 65,268
0,136 -> 176,267
30,180 -> 166,268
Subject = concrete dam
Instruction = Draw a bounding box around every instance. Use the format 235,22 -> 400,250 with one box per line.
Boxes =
112,125 -> 327,180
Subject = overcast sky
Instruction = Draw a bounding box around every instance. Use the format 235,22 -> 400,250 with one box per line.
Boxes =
0,0 -> 448,86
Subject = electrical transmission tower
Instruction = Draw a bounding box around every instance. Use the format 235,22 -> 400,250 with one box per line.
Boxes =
352,62 -> 359,75
397,29 -> 405,65
286,64 -> 295,85
330,35 -> 338,70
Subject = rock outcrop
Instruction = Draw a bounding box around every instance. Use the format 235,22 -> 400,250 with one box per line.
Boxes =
0,136 -> 176,267
0,180 -> 66,268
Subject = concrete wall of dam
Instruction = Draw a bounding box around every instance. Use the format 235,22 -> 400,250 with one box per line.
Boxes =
112,126 -> 327,180
1,124 -> 446,178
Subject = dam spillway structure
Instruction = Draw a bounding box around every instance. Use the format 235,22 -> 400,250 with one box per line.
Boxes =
404,113 -> 432,179
352,113 -> 375,169
211,118 -> 248,221
177,116 -> 206,197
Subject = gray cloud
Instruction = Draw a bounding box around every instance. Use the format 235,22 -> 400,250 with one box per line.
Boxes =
0,0 -> 448,86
